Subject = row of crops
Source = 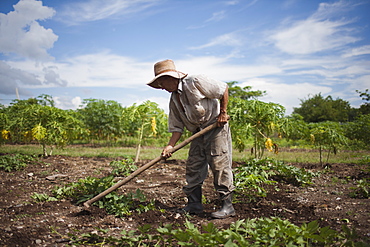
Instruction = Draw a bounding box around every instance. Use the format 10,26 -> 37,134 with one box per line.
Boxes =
1,153 -> 368,246
1,94 -> 369,163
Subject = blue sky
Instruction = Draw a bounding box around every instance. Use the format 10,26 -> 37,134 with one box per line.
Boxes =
0,0 -> 369,115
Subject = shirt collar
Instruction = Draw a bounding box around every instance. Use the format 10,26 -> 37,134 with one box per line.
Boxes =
177,79 -> 183,93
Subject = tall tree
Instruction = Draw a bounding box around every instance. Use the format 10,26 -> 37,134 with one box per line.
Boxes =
344,114 -> 370,150
308,121 -> 348,166
122,100 -> 168,161
229,98 -> 285,159
356,89 -> 370,115
227,82 -> 286,158
78,99 -> 124,141
0,96 -> 85,156
227,81 -> 266,100
293,93 -> 351,123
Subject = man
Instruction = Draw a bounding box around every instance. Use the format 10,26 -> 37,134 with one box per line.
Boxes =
147,59 -> 235,219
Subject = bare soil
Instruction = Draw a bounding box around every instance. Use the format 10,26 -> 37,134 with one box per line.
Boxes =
0,154 -> 369,246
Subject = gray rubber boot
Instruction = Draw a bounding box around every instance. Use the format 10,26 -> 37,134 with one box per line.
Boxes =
179,187 -> 203,214
211,193 -> 235,219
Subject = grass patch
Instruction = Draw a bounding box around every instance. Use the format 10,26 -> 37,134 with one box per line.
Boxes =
1,144 -> 368,164
1,144 -> 189,160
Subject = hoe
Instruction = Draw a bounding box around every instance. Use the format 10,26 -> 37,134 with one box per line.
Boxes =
83,122 -> 218,208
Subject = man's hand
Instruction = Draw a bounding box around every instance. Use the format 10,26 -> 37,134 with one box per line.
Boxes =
217,111 -> 230,127
161,145 -> 174,159
162,132 -> 181,158
218,85 -> 230,127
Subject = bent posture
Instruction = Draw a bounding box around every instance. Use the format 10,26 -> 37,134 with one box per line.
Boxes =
147,59 -> 235,219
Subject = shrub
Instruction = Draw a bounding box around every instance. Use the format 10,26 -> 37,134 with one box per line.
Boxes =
234,158 -> 319,199
52,176 -> 154,217
0,153 -> 38,172
109,158 -> 138,177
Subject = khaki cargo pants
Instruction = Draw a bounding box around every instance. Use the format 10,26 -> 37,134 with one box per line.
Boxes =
183,123 -> 235,199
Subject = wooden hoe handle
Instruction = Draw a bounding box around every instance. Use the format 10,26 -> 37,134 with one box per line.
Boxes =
83,122 -> 218,208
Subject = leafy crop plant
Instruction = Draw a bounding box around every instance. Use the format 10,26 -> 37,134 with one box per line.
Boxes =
56,217 -> 367,246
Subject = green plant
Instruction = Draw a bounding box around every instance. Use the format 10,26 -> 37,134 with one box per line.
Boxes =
349,179 -> 370,199
31,192 -> 58,202
234,158 -> 277,198
358,155 -> 370,166
15,214 -> 32,219
1,97 -> 87,156
109,158 -> 138,176
293,93 -> 352,123
77,99 -> 124,142
270,160 -> 319,186
56,217 -> 368,246
308,121 -> 348,166
229,98 -> 286,159
234,158 -> 319,200
123,100 -> 167,162
52,176 -> 116,201
0,153 -> 38,172
344,113 -> 370,150
99,189 -> 155,217
52,176 -> 155,217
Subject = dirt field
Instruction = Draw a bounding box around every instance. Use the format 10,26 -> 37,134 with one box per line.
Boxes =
0,154 -> 369,246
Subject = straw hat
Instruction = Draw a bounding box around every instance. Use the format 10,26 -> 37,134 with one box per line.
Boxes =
147,59 -> 187,89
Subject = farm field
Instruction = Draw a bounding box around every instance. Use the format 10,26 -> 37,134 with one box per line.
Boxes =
0,147 -> 369,246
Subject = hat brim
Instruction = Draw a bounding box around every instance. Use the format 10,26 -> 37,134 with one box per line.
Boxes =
147,71 -> 187,89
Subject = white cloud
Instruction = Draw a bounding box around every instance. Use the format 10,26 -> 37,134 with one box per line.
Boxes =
346,74 -> 370,94
190,33 -> 243,50
205,11 -> 226,23
271,19 -> 358,55
311,0 -> 353,20
282,57 -> 370,83
187,10 -> 226,29
0,61 -> 40,95
232,0 -> 259,8
6,51 -> 153,90
0,0 -> 57,60
282,0 -> 297,9
239,78 -> 332,114
7,54 -> 281,92
60,52 -> 152,87
121,95 -> 170,113
4,59 -> 72,90
270,1 -> 359,55
59,0 -> 159,24
3,47 -> 367,114
54,96 -> 82,110
176,56 -> 282,82
224,0 -> 239,5
342,45 -> 370,58
282,57 -> 339,69
43,66 -> 68,86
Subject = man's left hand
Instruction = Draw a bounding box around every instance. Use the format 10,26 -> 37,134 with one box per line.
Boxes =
217,112 -> 230,127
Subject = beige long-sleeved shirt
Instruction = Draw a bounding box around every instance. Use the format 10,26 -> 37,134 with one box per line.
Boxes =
168,74 -> 227,133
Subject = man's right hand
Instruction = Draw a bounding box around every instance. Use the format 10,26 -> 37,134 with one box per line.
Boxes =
161,145 -> 174,158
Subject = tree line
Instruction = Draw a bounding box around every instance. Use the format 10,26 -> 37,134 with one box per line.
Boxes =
227,84 -> 369,163
1,85 -> 369,161
0,95 -> 168,156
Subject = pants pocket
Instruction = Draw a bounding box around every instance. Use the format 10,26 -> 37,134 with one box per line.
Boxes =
210,127 -> 228,156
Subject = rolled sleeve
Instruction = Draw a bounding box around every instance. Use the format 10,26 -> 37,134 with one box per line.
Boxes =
168,97 -> 184,133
